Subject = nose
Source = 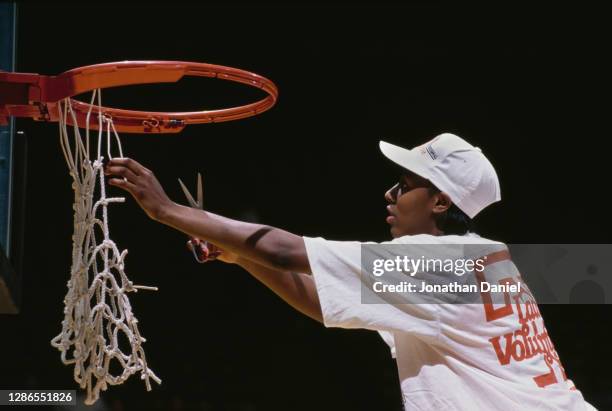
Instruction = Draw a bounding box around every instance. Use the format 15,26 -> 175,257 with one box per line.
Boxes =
385,183 -> 399,204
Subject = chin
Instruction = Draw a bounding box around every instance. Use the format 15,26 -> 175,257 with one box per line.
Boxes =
389,226 -> 400,238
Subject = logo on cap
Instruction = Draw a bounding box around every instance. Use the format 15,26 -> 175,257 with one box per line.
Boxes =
426,144 -> 438,160
422,135 -> 441,160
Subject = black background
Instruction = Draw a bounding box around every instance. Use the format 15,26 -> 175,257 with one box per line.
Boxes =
0,3 -> 610,410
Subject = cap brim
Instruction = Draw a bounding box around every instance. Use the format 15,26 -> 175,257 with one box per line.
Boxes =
379,140 -> 433,182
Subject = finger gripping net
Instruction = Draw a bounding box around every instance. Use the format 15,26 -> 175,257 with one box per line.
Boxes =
51,92 -> 161,405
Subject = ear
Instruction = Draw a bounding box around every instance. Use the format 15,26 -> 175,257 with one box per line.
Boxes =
432,192 -> 452,215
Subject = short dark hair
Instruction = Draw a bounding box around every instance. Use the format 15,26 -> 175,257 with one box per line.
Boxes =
427,186 -> 475,235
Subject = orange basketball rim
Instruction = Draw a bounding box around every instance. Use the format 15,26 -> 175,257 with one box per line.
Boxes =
0,60 -> 279,133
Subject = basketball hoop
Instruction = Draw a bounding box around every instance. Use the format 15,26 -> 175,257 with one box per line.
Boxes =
0,60 -> 278,133
1,61 -> 278,404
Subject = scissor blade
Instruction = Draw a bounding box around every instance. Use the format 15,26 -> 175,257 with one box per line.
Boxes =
178,178 -> 199,209
196,172 -> 203,209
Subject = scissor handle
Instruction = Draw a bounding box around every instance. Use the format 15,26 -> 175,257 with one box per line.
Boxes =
187,238 -> 222,263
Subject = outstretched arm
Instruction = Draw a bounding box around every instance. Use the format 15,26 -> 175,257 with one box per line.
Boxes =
186,218 -> 322,323
235,257 -> 323,323
105,158 -> 311,274
194,240 -> 322,322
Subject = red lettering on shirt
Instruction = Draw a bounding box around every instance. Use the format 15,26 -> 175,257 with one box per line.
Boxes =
477,250 -> 569,389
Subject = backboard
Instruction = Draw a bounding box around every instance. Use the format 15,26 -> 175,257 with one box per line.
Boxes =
0,2 -> 20,313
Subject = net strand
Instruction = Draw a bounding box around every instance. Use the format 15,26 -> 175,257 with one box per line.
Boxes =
51,93 -> 161,405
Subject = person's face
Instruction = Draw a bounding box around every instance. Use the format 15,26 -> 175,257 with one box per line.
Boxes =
384,171 -> 449,238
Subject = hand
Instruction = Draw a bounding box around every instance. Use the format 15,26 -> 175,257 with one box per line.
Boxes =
105,158 -> 175,222
187,237 -> 239,264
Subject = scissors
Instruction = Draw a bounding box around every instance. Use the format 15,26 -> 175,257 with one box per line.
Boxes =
178,173 -> 222,263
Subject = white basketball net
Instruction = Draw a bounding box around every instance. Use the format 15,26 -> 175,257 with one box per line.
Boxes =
50,91 -> 161,405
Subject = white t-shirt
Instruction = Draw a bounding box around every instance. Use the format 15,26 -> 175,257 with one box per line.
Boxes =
303,232 -> 596,411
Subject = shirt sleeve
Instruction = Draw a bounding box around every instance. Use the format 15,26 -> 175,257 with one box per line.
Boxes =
303,236 -> 440,339
377,330 -> 397,358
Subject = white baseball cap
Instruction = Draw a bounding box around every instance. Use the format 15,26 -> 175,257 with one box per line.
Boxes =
379,133 -> 501,219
